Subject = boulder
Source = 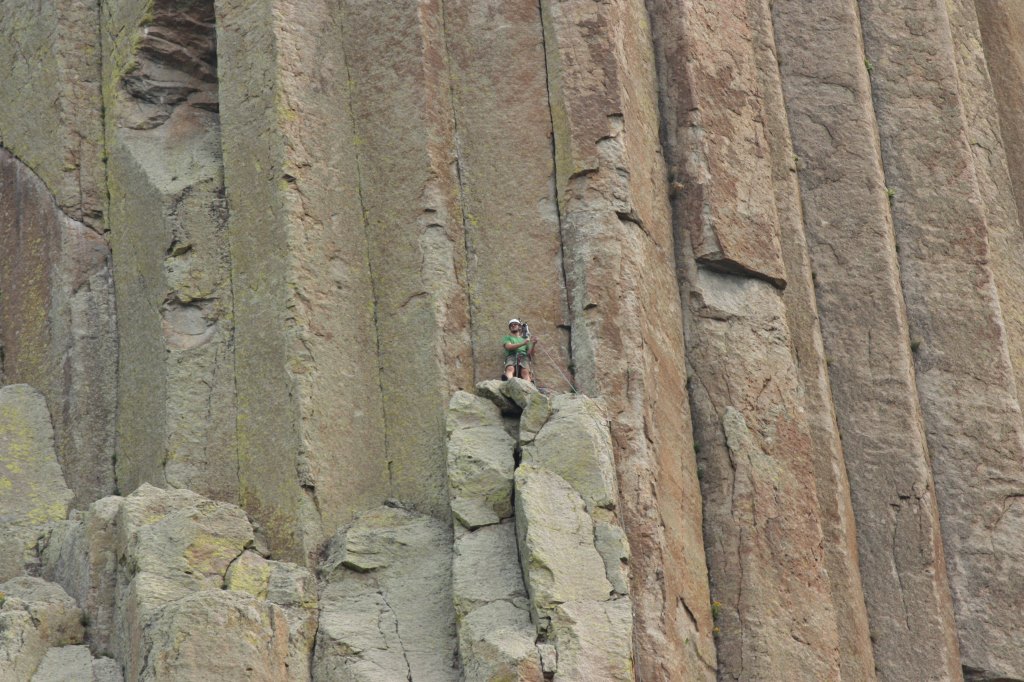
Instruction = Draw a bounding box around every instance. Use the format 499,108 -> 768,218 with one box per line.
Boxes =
446,392 -> 517,529
138,590 -> 289,681
513,465 -> 612,632
315,506 -> 457,681
0,385 -> 73,581
0,577 -> 84,681
520,394 -> 618,511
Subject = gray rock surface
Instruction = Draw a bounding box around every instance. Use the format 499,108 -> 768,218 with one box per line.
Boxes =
216,0 -> 389,562
514,464 -> 613,630
446,391 -> 517,529
550,599 -> 634,682
0,577 -> 84,681
520,394 -> 617,511
459,601 -> 542,682
0,385 -> 73,581
139,590 -> 289,681
103,0 -> 237,504
315,506 -> 458,681
30,645 -> 123,682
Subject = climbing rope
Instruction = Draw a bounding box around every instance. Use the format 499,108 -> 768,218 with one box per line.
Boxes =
535,342 -> 579,394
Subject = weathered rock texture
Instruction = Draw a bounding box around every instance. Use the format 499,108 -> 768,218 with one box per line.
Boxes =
103,0 -> 236,503
0,385 -> 73,581
10,0 -> 1024,679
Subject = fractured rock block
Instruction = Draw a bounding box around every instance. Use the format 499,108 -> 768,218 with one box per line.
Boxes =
139,590 -> 289,682
30,645 -> 123,682
549,599 -> 633,682
459,601 -> 543,682
226,550 -> 318,680
446,392 -> 517,529
0,385 -> 73,581
315,506 -> 457,682
452,522 -> 529,618
0,577 -> 84,681
520,394 -> 618,511
514,465 -> 612,632
40,496 -> 121,656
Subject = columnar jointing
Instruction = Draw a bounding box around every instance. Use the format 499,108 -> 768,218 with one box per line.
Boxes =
103,0 -> 237,502
442,0 -> 574,389
770,1 -> 963,679
649,0 -> 845,678
541,0 -> 716,679
216,0 -> 388,562
859,1 -> 1024,678
0,1 -> 116,508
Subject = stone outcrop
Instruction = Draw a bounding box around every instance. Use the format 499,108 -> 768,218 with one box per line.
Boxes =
37,485 -> 314,681
12,0 -> 1024,679
0,577 -> 85,681
0,385 -> 74,581
103,0 -> 237,503
315,506 -> 458,681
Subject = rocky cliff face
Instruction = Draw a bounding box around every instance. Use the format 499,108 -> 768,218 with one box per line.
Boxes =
3,0 -> 1024,680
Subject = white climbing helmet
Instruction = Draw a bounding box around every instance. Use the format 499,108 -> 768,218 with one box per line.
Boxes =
508,318 -> 521,327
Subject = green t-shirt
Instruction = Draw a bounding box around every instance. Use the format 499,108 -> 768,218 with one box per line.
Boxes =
503,334 -> 531,357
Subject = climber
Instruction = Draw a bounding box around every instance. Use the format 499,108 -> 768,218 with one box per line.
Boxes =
502,318 -> 538,382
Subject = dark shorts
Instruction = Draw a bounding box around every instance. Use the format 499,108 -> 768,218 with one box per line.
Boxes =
504,354 -> 531,369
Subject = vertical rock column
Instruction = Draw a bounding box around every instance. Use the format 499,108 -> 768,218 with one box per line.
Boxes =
103,0 -> 237,501
649,0 -> 843,677
0,1 -> 116,507
338,0 -> 474,520
946,0 -> 1024,396
216,0 -> 388,561
771,1 -> 963,678
976,2 -> 1024,255
541,1 -> 715,678
442,0 -> 573,384
748,1 -> 876,677
858,1 -> 1024,678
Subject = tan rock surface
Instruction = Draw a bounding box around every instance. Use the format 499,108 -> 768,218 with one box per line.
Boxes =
338,0 -> 473,522
443,0 -> 573,386
752,1 -> 876,675
771,1 -> 963,678
541,1 -> 714,676
860,1 -> 1024,676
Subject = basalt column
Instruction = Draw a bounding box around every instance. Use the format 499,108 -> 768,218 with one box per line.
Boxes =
338,0 -> 474,521
103,0 -> 237,502
771,1 -> 963,678
442,0 -> 573,387
541,1 -> 716,678
859,1 -> 1024,677
0,1 -> 116,507
217,0 -> 389,562
648,0 -> 843,678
